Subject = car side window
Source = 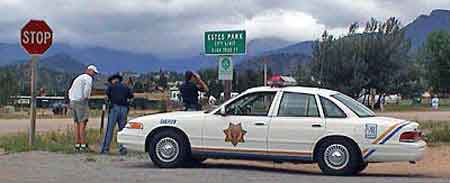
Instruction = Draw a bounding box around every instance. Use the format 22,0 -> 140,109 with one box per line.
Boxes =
320,97 -> 347,118
226,92 -> 276,116
278,92 -> 319,117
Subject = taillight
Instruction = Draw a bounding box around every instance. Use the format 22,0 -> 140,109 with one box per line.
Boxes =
399,131 -> 422,142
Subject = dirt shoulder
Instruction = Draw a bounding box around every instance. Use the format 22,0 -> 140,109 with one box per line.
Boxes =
379,111 -> 450,121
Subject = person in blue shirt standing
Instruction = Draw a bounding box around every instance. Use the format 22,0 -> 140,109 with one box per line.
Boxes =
101,74 -> 134,155
180,71 -> 208,111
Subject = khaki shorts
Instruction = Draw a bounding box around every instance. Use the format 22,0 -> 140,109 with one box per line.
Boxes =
70,100 -> 89,123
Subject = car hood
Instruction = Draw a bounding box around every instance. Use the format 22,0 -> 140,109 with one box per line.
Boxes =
130,111 -> 207,122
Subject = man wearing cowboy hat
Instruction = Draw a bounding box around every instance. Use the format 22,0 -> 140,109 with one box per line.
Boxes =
101,74 -> 134,155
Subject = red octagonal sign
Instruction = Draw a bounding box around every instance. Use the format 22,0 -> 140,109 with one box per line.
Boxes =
21,20 -> 53,55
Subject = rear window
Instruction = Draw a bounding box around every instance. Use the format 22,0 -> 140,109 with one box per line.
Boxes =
278,92 -> 319,117
332,93 -> 375,117
320,97 -> 347,118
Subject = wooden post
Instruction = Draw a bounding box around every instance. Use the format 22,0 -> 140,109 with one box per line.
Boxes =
263,57 -> 267,86
100,104 -> 106,135
224,80 -> 232,101
29,55 -> 38,146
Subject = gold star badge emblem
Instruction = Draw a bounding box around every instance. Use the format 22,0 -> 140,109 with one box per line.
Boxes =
223,123 -> 247,146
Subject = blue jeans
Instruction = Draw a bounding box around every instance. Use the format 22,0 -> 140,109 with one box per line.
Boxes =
101,105 -> 128,153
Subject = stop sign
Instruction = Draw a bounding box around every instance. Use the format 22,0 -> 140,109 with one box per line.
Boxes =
21,20 -> 53,55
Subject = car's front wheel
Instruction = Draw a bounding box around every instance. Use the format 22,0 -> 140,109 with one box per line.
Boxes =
317,139 -> 361,176
148,130 -> 189,168
356,162 -> 369,174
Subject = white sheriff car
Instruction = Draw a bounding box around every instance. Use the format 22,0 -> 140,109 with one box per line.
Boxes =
118,86 -> 426,175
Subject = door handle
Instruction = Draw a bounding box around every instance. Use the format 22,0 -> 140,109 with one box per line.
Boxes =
253,122 -> 266,126
312,124 -> 322,128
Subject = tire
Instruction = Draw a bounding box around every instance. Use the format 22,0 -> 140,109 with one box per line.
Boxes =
148,130 -> 190,168
356,162 -> 369,174
188,157 -> 207,167
316,139 -> 362,176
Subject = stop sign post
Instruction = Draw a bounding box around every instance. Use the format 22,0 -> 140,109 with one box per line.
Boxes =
20,20 -> 53,145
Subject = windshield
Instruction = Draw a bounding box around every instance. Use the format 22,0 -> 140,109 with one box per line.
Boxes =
332,93 -> 376,117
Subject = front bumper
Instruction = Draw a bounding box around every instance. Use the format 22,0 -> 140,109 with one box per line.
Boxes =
366,140 -> 426,162
117,129 -> 146,152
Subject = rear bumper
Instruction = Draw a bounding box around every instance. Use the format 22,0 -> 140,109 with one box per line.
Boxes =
366,140 -> 426,162
117,130 -> 146,152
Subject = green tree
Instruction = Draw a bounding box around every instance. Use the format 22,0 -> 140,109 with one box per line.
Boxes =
422,31 -> 450,94
235,69 -> 263,92
308,17 -> 414,99
198,68 -> 224,98
133,80 -> 144,92
0,69 -> 19,106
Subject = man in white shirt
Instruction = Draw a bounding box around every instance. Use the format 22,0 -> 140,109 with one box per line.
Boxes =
431,95 -> 439,111
68,65 -> 98,152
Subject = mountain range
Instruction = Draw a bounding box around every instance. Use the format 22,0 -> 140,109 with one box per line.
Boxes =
0,9 -> 449,74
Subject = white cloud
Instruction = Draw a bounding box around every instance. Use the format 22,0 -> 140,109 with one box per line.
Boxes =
0,0 -> 449,57
243,9 -> 347,41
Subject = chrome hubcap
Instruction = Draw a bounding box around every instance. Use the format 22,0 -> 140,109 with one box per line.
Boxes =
155,137 -> 179,163
324,144 -> 349,170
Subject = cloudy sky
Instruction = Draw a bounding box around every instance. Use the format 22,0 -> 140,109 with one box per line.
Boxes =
0,0 -> 449,58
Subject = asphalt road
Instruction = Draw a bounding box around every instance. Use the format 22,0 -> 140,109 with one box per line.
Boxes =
0,151 -> 448,183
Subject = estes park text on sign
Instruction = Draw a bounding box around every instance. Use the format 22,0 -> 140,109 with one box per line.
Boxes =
204,30 -> 246,55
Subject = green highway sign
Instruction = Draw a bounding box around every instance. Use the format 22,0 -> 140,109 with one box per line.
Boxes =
218,56 -> 233,80
204,30 -> 246,55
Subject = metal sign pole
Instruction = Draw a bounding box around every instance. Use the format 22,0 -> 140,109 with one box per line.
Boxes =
29,55 -> 38,146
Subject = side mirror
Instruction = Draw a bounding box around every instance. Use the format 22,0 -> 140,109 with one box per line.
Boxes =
219,107 -> 227,116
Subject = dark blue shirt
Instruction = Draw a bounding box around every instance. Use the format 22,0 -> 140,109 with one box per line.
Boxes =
180,81 -> 199,108
106,83 -> 133,106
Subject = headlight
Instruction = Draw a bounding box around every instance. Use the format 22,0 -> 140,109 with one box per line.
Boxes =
126,122 -> 144,129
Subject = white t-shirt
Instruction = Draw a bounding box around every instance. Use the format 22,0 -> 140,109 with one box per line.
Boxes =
431,97 -> 439,107
68,74 -> 93,101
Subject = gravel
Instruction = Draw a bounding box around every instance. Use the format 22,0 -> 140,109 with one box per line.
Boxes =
0,151 -> 448,183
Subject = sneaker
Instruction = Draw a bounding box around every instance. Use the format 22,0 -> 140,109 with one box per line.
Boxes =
79,144 -> 91,153
74,144 -> 81,152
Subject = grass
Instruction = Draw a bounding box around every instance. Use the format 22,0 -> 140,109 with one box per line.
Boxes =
381,98 -> 450,112
418,121 -> 450,144
383,104 -> 450,112
0,127 -> 118,153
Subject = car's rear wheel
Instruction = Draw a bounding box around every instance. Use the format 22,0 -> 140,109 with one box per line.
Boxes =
148,130 -> 189,168
317,139 -> 361,176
